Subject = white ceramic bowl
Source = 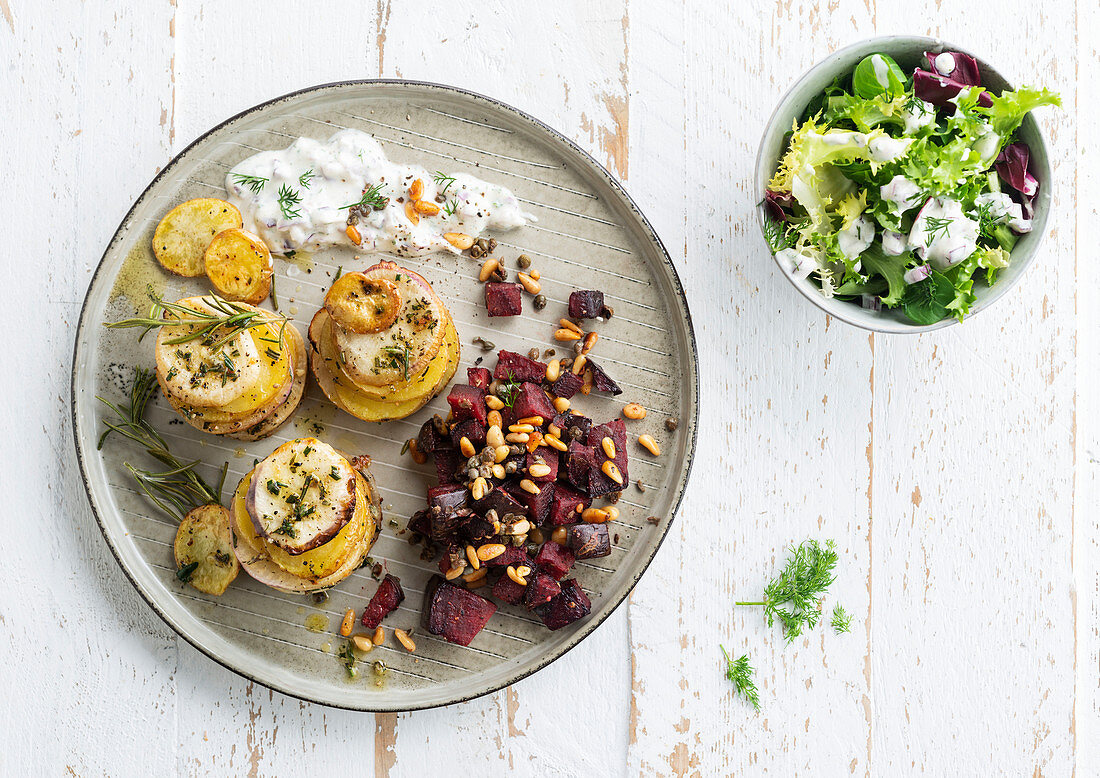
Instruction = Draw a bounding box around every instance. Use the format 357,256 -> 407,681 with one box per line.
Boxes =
755,36 -> 1052,334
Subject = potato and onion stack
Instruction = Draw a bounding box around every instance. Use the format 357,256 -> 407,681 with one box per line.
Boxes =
230,438 -> 381,593
309,260 -> 459,422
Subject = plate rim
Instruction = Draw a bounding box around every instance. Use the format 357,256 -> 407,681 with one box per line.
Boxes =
70,77 -> 699,712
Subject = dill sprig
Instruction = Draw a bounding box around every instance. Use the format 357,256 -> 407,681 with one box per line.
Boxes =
441,198 -> 459,218
97,368 -> 227,522
341,183 -> 389,211
298,169 -> 315,189
831,604 -> 852,634
922,216 -> 952,247
432,170 -> 456,195
231,173 -> 267,194
975,200 -> 1000,242
762,215 -> 799,253
277,183 -> 302,220
736,539 -> 839,643
105,290 -> 287,351
496,375 -> 521,408
720,646 -> 760,710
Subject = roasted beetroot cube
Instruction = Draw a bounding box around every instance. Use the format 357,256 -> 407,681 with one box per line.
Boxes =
553,410 -> 592,442
586,359 -> 622,396
450,418 -> 486,450
494,350 -> 547,383
492,574 -> 527,605
568,523 -> 611,559
407,508 -> 431,538
551,371 -> 583,399
475,486 -> 528,519
550,483 -> 590,526
513,382 -> 557,421
534,541 -> 575,579
467,367 -> 492,390
428,484 -> 469,514
424,576 -> 498,646
434,447 -> 462,484
564,441 -> 597,494
485,282 -> 523,317
536,579 -> 592,631
586,419 -> 628,497
568,289 -> 608,319
518,480 -> 554,525
431,507 -> 473,541
361,574 -> 405,629
460,515 -> 496,545
524,571 -> 562,610
447,384 -> 487,425
417,418 -> 449,454
484,545 -> 531,568
526,451 -> 559,483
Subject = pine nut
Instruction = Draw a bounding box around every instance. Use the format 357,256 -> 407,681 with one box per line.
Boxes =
581,332 -> 598,355
509,424 -> 535,434
559,318 -> 583,334
345,224 -> 362,245
638,434 -> 661,456
606,505 -> 620,522
339,608 -> 355,636
479,257 -> 500,282
464,566 -> 488,583
352,634 -> 374,653
492,463 -> 506,479
486,425 -> 505,448
510,519 -> 532,535
471,477 -> 489,501
519,479 -> 541,495
405,200 -> 420,225
487,410 -> 503,428
485,395 -> 505,410
414,200 -> 440,215
602,460 -> 624,485
601,436 -> 616,459
506,432 -> 530,444
582,507 -> 609,524
517,416 -> 544,426
409,438 -> 427,464
544,434 -> 567,451
409,179 -> 424,200
494,445 -> 511,463
517,272 -> 541,294
394,628 -> 417,653
529,269 -> 541,280
545,359 -> 562,383
554,329 -> 582,342
548,424 -> 562,437
528,431 -> 544,452
465,544 -> 480,570
372,627 -> 386,646
444,232 -> 474,250
622,403 -> 647,420
581,369 -> 593,395
445,561 -> 466,580
552,397 -> 570,413
528,463 -> 552,478
572,354 -> 587,375
506,565 -> 528,586
459,436 -> 475,458
477,543 -> 506,561
551,527 -> 568,544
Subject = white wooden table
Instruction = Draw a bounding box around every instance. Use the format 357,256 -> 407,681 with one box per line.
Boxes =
3,1 -> 1096,774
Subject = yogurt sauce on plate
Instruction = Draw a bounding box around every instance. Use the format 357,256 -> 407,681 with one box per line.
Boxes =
225,129 -> 534,256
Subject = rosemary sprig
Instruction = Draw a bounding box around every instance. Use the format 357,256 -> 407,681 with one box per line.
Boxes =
232,173 -> 268,194
97,368 -> 228,522
736,539 -> 838,643
380,345 -> 411,381
831,604 -> 852,634
341,183 -> 389,211
432,170 -> 457,195
277,183 -> 302,220
298,169 -> 315,189
105,290 -> 287,351
720,646 -> 760,710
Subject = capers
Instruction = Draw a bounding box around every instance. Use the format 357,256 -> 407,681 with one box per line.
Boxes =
372,660 -> 388,677
527,347 -> 540,361
517,253 -> 531,269
473,337 -> 495,352
533,294 -> 548,310
665,417 -> 680,432
312,590 -> 329,604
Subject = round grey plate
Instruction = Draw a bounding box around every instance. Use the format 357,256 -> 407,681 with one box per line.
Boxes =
72,81 -> 698,711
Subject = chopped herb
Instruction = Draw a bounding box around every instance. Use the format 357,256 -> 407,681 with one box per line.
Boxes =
231,173 -> 268,193
831,604 -> 852,634
338,640 -> 359,678
334,265 -> 343,280
496,375 -> 521,408
380,345 -> 411,381
303,445 -> 313,457
274,517 -> 297,538
269,273 -> 278,311
442,198 -> 459,218
720,646 -> 760,710
298,169 -> 315,189
736,539 -> 839,643
176,562 -> 199,583
329,465 -> 341,480
277,183 -> 303,220
400,439 -> 411,455
341,183 -> 389,211
266,479 -> 286,496
432,170 -> 457,195
922,215 -> 953,248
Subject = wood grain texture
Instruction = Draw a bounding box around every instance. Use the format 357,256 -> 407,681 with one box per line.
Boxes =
1,0 -> 1094,774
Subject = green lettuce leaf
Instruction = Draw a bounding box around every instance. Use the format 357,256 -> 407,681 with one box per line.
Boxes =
860,246 -> 910,306
979,87 -> 1061,139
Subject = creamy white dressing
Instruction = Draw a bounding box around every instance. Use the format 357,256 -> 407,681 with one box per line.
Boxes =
933,52 -> 956,77
775,247 -> 818,280
881,230 -> 908,256
908,197 -> 979,269
821,131 -> 867,147
974,192 -> 1032,233
837,215 -> 875,259
867,134 -> 911,163
871,54 -> 890,87
225,129 -> 534,256
901,99 -> 936,135
879,175 -> 923,213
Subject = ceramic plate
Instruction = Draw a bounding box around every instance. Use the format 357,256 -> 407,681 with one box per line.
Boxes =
72,81 -> 698,711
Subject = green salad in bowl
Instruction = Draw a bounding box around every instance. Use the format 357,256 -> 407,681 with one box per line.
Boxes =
763,48 -> 1059,326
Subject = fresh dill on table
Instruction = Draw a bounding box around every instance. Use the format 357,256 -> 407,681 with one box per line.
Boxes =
720,646 -> 760,710
831,604 -> 852,634
736,538 -> 839,643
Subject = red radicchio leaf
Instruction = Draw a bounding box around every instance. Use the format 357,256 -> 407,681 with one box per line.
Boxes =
764,189 -> 793,222
995,142 -> 1039,197
913,70 -> 993,115
924,51 -> 982,86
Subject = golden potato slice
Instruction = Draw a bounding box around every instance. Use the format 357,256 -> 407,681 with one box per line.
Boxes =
173,504 -> 240,595
204,228 -> 273,304
153,198 -> 243,277
324,272 -> 401,334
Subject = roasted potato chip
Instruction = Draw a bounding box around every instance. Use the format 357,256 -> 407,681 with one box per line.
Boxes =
153,198 -> 243,277
324,272 -> 401,334
173,504 -> 240,595
204,228 -> 273,304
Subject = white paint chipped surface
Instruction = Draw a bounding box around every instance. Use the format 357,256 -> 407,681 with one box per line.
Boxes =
0,0 -> 1095,774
